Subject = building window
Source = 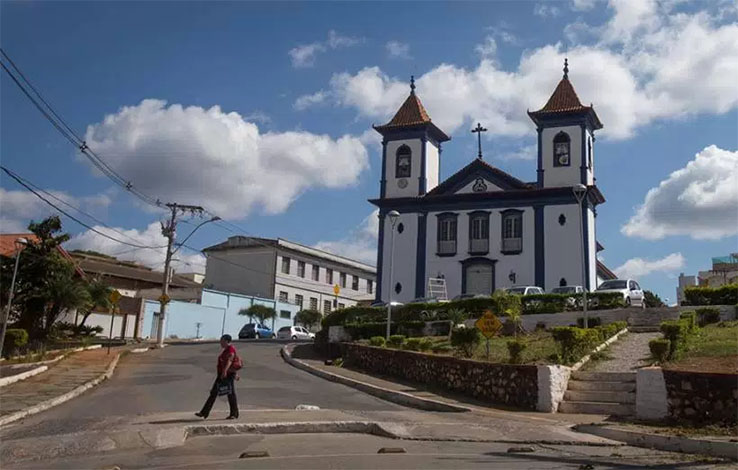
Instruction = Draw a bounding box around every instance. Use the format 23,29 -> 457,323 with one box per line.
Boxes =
558,214 -> 566,226
279,291 -> 288,302
312,265 -> 320,281
309,297 -> 318,310
281,257 -> 291,274
395,145 -> 411,178
553,132 -> 570,167
323,300 -> 332,314
436,213 -> 458,256
340,272 -> 347,288
297,261 -> 305,278
501,210 -> 523,254
352,275 -> 359,291
326,268 -> 333,285
395,282 -> 402,294
468,211 -> 489,255
280,310 -> 291,319
338,303 -> 345,309
295,294 -> 304,310
367,279 -> 373,294
587,136 -> 593,169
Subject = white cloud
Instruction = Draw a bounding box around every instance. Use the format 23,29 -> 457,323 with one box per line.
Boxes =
297,4 -> 738,141
66,222 -> 206,273
475,36 -> 497,59
386,40 -> 411,59
614,252 -> 685,279
534,3 -> 561,17
571,0 -> 598,10
314,210 -> 378,265
621,145 -> 738,240
289,30 -> 362,68
0,188 -> 111,233
500,144 -> 537,161
83,99 -> 369,218
294,90 -> 328,110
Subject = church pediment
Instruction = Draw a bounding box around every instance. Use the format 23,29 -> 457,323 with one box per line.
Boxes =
425,158 -> 531,197
456,176 -> 503,194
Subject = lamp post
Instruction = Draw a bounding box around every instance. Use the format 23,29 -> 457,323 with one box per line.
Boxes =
0,238 -> 27,355
386,210 -> 400,340
572,184 -> 589,328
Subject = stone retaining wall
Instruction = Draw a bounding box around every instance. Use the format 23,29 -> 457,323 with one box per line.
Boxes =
342,343 -> 539,410
663,369 -> 737,425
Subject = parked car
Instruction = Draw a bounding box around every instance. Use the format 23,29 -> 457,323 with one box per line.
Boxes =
550,286 -> 584,295
451,294 -> 489,301
277,326 -> 315,340
506,286 -> 544,295
238,323 -> 275,339
595,279 -> 645,308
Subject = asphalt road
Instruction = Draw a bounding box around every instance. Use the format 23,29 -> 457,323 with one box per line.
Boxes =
1,341 -> 404,440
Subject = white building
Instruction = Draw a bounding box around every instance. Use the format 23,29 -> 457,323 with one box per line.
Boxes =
372,63 -> 606,302
203,236 -> 376,314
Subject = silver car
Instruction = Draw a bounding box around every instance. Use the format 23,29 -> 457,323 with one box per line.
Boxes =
596,279 -> 645,308
277,326 -> 315,340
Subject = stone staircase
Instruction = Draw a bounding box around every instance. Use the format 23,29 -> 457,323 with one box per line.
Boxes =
558,371 -> 636,416
628,309 -> 678,333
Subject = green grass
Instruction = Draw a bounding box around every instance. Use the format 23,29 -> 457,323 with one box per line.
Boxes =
470,331 -> 558,364
680,321 -> 738,359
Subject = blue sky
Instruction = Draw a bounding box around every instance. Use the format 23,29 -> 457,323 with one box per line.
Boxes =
1,1 -> 736,303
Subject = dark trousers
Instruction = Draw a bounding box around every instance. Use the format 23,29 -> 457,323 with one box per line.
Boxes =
199,373 -> 238,418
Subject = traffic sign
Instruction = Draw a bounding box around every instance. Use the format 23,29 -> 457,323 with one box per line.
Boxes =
475,311 -> 502,339
109,290 -> 122,304
333,284 -> 340,296
158,293 -> 171,305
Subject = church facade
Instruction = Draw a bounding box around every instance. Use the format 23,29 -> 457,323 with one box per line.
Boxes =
371,62 -> 606,303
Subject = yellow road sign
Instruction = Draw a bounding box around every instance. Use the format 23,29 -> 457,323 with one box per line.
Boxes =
475,311 -> 502,339
109,290 -> 122,304
158,293 -> 171,305
333,284 -> 340,296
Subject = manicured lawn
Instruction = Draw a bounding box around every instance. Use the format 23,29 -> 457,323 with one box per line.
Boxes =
470,331 -> 558,364
667,321 -> 738,374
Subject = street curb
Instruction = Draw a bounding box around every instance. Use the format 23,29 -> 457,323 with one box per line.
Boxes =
0,365 -> 48,388
280,344 -> 470,413
574,424 -> 738,461
0,352 -> 121,428
186,420 -> 399,439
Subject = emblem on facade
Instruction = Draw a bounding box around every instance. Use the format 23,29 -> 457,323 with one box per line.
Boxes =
397,178 -> 408,188
472,178 -> 487,193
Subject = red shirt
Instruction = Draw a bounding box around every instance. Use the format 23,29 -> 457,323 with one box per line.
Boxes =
217,345 -> 237,375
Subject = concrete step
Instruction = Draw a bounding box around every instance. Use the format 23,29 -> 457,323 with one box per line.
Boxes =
558,401 -> 635,416
571,371 -> 636,382
567,380 -> 635,392
628,326 -> 660,333
564,390 -> 635,404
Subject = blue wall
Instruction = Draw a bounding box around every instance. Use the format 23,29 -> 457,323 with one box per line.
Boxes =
142,289 -> 300,340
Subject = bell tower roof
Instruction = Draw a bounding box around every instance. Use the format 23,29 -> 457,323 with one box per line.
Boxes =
528,59 -> 603,130
374,76 -> 450,142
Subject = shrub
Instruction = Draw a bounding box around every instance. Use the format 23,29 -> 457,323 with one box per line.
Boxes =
431,343 -> 452,354
649,338 -> 671,363
660,319 -> 691,359
507,339 -> 527,364
403,337 -> 422,351
450,326 -> 481,358
418,337 -> 434,352
683,284 -> 738,306
295,309 -> 322,330
369,336 -> 386,348
2,328 -> 28,357
535,321 -> 546,331
594,321 -> 627,342
551,327 -> 601,364
695,307 -> 721,327
577,316 -> 602,328
679,311 -> 697,332
387,335 -> 406,348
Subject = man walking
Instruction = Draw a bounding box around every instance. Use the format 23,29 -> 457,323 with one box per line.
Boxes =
196,334 -> 240,420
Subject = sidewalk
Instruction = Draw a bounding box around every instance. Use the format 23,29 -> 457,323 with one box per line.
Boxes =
0,347 -> 122,422
587,332 -> 661,372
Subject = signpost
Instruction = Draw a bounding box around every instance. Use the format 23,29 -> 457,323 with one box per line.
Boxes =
333,284 -> 340,309
107,290 -> 122,355
475,310 -> 502,360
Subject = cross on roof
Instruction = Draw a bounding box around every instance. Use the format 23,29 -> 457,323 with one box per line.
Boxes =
471,122 -> 488,159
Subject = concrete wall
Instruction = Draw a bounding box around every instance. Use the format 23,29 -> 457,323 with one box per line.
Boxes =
384,138 -> 424,198
204,247 -> 276,299
541,125 -> 582,188
380,212 -> 420,303
636,367 -> 668,420
537,365 -> 571,412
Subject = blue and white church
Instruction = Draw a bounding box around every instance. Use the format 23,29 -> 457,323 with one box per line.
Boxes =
371,61 -> 612,303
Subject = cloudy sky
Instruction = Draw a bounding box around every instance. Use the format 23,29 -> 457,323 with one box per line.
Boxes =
1,0 -> 736,302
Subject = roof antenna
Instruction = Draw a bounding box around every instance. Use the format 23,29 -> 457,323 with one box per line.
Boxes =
563,58 -> 569,79
410,75 -> 416,95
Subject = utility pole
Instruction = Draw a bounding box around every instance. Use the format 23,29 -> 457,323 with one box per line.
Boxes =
156,203 -> 205,347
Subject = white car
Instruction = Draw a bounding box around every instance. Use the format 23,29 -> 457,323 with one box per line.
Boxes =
506,286 -> 544,295
277,325 -> 315,340
595,279 -> 645,308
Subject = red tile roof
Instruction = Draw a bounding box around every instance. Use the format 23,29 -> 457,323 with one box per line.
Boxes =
379,93 -> 431,128
0,233 -> 85,277
528,76 -> 603,129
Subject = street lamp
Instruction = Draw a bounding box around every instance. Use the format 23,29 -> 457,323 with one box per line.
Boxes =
0,238 -> 28,355
386,210 -> 400,340
572,184 -> 589,328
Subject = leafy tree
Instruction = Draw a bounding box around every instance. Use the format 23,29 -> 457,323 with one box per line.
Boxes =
295,309 -> 322,330
239,304 -> 276,325
644,290 -> 665,308
75,276 -> 113,332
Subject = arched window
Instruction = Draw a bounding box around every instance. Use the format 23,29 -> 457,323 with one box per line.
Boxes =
395,145 -> 411,178
587,137 -> 593,169
553,132 -> 570,167
501,209 -> 523,254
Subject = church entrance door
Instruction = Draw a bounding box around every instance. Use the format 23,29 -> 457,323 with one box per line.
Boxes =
465,262 -> 494,295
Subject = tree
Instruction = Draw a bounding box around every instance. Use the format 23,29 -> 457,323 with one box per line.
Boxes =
75,276 -> 113,331
644,290 -> 666,308
239,304 -> 276,325
295,309 -> 321,331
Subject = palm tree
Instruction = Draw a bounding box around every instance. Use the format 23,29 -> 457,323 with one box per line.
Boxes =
75,277 -> 113,332
239,304 -> 276,325
42,273 -> 92,338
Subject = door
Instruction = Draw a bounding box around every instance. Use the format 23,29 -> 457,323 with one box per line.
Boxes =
465,262 -> 494,295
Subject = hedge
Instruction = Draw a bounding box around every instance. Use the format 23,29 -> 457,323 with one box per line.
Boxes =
551,321 -> 626,365
660,319 -> 691,359
518,292 -> 624,315
695,307 -> 720,327
345,321 -> 425,340
450,327 -> 481,358
683,284 -> 738,306
2,328 -> 29,357
649,338 -> 670,363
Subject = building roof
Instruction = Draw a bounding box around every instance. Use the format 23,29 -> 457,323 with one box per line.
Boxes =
373,79 -> 450,142
0,233 -> 85,277
597,260 -> 617,281
71,252 -> 200,288
203,236 -> 377,274
425,158 -> 532,196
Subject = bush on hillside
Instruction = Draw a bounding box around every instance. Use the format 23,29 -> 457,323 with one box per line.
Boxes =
679,311 -> 698,332
683,284 -> 738,306
369,336 -> 386,348
450,327 -> 481,358
507,339 -> 527,364
2,328 -> 28,357
695,307 -> 721,327
387,335 -> 406,348
649,338 -> 671,363
551,327 -> 601,365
